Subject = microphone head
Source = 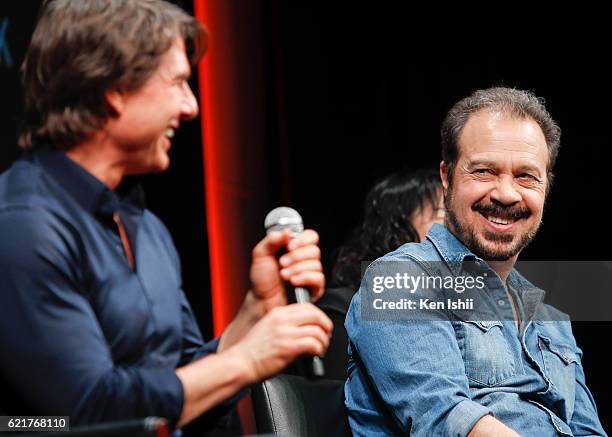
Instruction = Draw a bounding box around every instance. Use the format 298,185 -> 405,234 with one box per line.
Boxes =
264,206 -> 304,235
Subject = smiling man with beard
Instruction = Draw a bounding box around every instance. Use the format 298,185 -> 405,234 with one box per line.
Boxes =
344,88 -> 607,436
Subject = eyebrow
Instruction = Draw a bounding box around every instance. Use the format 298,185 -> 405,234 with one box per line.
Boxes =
467,159 -> 543,177
466,159 -> 496,169
175,71 -> 191,81
514,164 -> 543,177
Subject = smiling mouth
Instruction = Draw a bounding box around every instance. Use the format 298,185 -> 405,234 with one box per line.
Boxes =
478,211 -> 521,228
164,128 -> 175,138
485,214 -> 515,225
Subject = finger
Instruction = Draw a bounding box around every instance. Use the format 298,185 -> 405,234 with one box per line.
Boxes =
287,229 -> 319,251
252,229 -> 292,258
307,282 -> 325,302
268,303 -> 333,333
293,303 -> 333,333
279,244 -> 321,267
290,334 -> 328,357
296,324 -> 331,350
280,323 -> 330,348
289,271 -> 325,298
280,259 -> 322,280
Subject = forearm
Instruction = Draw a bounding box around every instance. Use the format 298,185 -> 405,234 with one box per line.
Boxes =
217,291 -> 265,352
175,347 -> 252,427
178,301 -> 331,427
468,415 -> 521,437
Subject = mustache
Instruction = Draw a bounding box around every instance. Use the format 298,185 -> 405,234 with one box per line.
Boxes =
472,201 -> 531,220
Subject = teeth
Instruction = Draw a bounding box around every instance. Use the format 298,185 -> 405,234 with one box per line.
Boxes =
165,128 -> 175,138
487,215 -> 512,225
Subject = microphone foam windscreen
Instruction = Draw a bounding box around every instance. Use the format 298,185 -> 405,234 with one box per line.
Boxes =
264,207 -> 304,234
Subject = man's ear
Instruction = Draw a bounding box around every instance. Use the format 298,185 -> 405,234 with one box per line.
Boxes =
105,90 -> 125,116
440,161 -> 449,190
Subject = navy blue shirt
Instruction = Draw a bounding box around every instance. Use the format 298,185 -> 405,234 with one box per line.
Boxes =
0,149 -> 219,428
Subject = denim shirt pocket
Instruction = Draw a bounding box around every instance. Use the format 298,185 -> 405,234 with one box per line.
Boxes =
537,333 -> 578,416
455,319 -> 518,387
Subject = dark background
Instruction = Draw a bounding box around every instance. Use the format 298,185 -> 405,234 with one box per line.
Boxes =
1,0 -> 610,431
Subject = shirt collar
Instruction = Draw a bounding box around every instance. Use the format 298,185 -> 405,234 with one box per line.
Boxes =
28,147 -> 145,220
425,223 -> 545,305
425,223 -> 477,276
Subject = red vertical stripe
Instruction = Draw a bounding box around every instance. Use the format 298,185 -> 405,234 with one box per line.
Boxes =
192,2 -> 266,433
193,0 -> 242,336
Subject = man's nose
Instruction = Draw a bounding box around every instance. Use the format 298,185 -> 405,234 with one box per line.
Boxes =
490,175 -> 522,205
181,83 -> 199,121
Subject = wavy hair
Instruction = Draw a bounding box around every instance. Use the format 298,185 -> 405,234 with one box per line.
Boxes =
331,168 -> 442,290
19,0 -> 207,149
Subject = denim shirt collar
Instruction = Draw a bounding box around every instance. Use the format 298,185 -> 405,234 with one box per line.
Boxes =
425,223 -> 546,317
425,223 -> 477,276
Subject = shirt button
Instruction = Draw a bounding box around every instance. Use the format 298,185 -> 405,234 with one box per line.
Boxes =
498,299 -> 505,306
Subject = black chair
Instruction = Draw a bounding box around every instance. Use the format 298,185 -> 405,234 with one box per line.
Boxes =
252,374 -> 351,437
315,286 -> 354,380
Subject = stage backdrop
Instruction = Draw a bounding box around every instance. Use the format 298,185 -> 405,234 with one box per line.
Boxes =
1,0 -> 611,433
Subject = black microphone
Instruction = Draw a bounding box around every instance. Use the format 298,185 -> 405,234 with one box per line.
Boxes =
264,206 -> 325,378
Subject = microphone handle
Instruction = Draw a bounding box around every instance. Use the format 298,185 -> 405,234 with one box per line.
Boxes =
294,287 -> 311,304
293,287 -> 325,377
269,225 -> 325,377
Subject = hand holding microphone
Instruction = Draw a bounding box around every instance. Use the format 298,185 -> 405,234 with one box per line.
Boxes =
228,207 -> 329,381
175,210 -> 331,425
249,209 -> 325,310
263,207 -> 326,377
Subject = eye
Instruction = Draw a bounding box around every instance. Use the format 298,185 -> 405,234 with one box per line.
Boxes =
175,80 -> 193,95
517,173 -> 537,181
473,168 -> 490,175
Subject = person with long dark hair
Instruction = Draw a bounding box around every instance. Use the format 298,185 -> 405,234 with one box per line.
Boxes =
317,168 -> 444,379
332,168 -> 444,292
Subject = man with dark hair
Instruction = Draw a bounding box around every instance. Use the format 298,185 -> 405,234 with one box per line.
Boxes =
0,0 -> 332,432
345,87 -> 607,436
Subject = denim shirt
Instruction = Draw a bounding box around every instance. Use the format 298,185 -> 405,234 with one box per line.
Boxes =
345,224 -> 607,436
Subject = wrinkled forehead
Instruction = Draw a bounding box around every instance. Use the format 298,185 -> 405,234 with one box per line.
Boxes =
457,110 -> 549,169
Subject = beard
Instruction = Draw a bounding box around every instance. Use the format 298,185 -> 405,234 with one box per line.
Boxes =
444,186 -> 541,261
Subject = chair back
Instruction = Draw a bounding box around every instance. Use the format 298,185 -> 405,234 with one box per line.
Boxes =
252,374 -> 351,437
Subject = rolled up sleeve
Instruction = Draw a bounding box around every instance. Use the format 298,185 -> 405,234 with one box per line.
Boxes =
445,399 -> 492,437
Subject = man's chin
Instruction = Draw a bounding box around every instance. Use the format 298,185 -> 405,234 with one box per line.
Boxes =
446,206 -> 538,262
470,232 -> 528,261
151,152 -> 170,172
157,160 -> 170,172
474,246 -> 518,261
